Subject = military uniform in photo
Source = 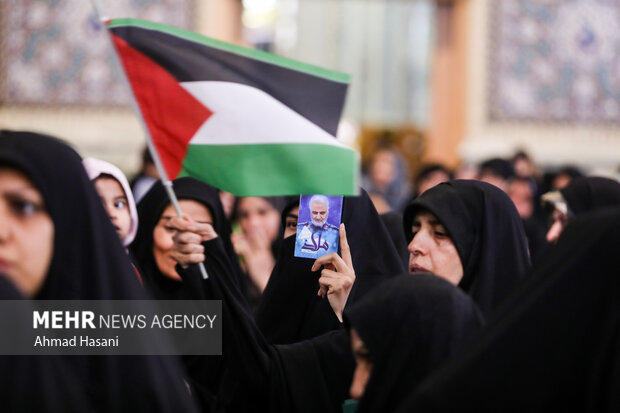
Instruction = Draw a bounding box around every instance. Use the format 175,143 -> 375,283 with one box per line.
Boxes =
295,222 -> 340,258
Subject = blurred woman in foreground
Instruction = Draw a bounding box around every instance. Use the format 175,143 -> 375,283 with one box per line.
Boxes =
0,130 -> 197,412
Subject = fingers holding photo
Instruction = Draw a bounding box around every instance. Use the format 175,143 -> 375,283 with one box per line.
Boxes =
311,224 -> 356,321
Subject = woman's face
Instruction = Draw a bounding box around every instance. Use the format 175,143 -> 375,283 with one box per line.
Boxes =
349,328 -> 372,400
408,211 -> 464,285
153,199 -> 213,280
369,149 -> 396,188
0,168 -> 54,297
94,176 -> 131,241
508,180 -> 533,219
236,197 -> 280,242
283,205 -> 300,239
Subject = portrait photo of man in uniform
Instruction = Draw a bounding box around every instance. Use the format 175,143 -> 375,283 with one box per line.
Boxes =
295,194 -> 343,259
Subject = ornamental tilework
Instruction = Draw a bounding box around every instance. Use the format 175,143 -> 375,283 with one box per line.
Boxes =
0,0 -> 194,107
489,0 -> 620,124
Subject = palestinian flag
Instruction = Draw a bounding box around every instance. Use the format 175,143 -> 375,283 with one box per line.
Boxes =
106,18 -> 359,196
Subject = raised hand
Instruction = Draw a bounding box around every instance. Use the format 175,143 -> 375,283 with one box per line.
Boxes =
169,216 -> 218,268
311,223 -> 355,322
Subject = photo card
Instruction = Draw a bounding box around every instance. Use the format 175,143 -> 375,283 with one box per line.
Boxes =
294,194 -> 343,259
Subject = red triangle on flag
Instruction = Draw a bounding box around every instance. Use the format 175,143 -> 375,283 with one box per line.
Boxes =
111,34 -> 212,178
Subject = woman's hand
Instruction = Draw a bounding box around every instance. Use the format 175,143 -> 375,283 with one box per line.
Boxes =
311,223 -> 355,322
169,216 -> 218,268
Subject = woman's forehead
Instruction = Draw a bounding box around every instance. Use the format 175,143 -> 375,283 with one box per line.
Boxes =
413,210 -> 440,223
0,167 -> 46,204
240,196 -> 274,210
159,199 -> 214,222
0,166 -> 38,189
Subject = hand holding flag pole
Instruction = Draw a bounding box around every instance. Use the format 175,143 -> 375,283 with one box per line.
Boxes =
90,0 -> 209,279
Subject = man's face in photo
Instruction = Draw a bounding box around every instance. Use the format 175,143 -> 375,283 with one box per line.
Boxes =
311,202 -> 328,227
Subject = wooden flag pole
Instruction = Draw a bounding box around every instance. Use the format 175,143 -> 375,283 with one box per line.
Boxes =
90,0 -> 209,279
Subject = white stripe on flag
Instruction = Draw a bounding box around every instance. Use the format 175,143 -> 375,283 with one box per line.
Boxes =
181,81 -> 346,147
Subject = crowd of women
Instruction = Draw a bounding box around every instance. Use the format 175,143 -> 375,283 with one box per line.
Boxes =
1,129 -> 620,412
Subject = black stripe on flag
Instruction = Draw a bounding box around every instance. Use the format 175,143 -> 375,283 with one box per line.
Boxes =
110,26 -> 348,136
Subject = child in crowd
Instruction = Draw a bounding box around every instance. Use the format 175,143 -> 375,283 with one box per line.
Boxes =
83,157 -> 142,283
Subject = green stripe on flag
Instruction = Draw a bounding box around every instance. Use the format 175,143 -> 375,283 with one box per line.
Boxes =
178,143 -> 359,197
107,18 -> 350,84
